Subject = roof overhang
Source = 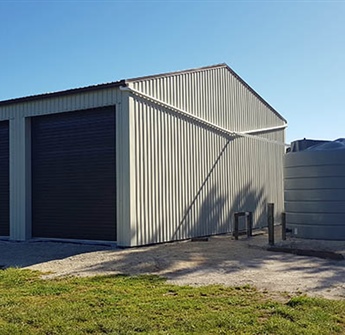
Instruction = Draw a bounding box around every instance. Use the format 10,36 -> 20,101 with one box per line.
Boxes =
0,80 -> 126,107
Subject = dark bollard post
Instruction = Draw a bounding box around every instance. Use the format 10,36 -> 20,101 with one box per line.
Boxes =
246,212 -> 253,238
281,212 -> 286,241
268,203 -> 274,246
234,213 -> 239,240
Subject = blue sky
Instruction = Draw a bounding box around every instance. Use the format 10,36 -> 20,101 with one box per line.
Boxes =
0,1 -> 344,143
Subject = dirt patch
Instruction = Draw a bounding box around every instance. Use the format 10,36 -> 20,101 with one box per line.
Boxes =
0,230 -> 344,300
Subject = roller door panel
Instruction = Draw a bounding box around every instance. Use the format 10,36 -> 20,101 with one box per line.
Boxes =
0,121 -> 9,236
32,107 -> 116,241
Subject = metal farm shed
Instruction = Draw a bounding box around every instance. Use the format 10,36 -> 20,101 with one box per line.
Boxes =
0,63 -> 287,247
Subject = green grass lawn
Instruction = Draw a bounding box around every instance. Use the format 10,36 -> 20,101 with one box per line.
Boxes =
0,268 -> 344,334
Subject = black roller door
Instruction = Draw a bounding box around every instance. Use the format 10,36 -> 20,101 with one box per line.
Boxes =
32,106 -> 116,241
0,121 -> 9,236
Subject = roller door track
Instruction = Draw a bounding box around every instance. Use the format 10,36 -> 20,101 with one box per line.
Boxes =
31,106 -> 116,241
0,121 -> 9,236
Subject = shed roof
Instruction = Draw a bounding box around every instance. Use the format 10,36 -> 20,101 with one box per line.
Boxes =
0,64 -> 286,123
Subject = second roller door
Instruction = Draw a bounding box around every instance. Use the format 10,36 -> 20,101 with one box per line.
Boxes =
0,121 -> 9,237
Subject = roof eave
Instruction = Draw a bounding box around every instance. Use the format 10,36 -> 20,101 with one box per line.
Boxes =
0,80 -> 127,107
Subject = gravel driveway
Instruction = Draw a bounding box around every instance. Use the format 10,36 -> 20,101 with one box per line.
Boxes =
0,231 -> 344,300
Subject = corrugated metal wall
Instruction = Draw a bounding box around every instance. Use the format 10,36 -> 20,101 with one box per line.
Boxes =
127,66 -> 285,246
129,66 -> 285,132
1,89 -> 119,118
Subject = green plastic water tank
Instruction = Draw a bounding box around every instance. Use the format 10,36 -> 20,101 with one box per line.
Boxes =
285,139 -> 345,240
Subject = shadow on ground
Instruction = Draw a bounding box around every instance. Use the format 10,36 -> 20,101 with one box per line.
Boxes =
0,240 -> 112,268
